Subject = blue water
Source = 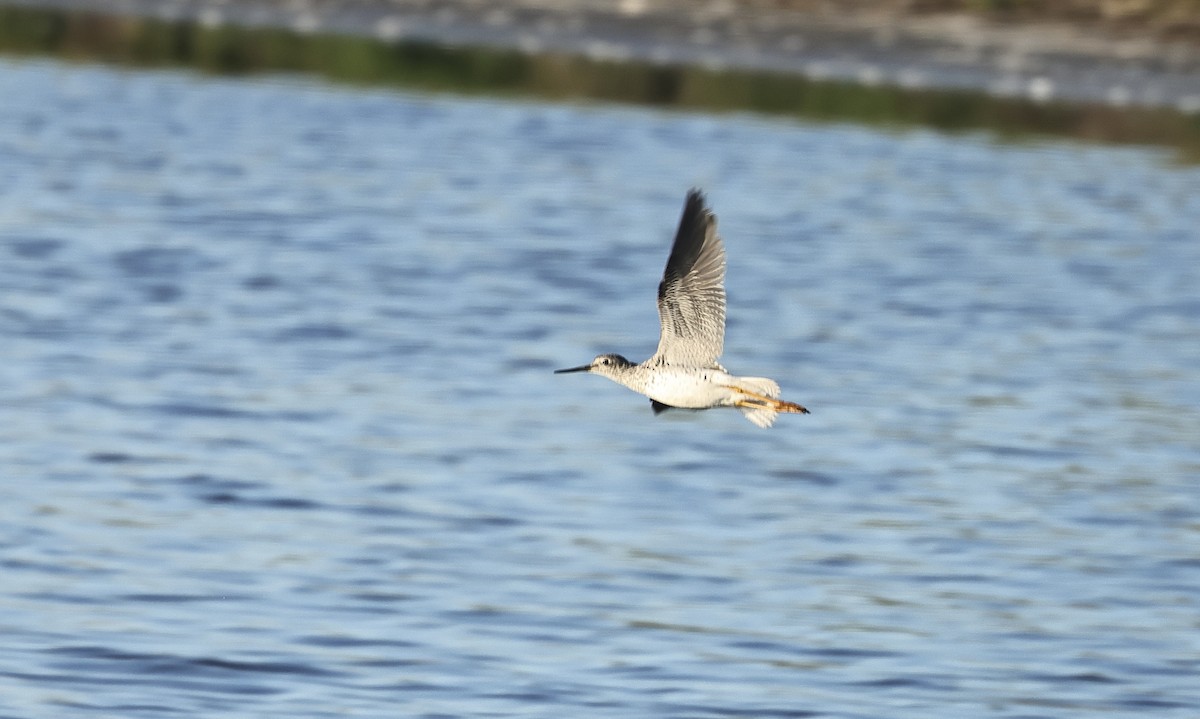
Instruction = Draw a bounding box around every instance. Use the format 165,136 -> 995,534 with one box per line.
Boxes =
1,58 -> 1198,718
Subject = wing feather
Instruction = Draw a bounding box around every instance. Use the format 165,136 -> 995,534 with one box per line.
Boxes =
651,189 -> 726,368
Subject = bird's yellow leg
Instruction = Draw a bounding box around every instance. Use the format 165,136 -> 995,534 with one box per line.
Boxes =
726,386 -> 811,415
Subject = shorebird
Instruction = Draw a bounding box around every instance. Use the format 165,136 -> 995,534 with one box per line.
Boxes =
555,189 -> 809,427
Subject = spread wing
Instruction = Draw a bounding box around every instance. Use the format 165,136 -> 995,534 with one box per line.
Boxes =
650,189 -> 726,368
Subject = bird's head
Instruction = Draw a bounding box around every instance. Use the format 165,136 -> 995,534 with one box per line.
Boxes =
554,353 -> 634,378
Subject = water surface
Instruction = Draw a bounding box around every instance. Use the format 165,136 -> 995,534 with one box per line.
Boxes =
1,58 -> 1198,718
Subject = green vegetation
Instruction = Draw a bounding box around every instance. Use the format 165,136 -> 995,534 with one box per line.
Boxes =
2,5 -> 1198,161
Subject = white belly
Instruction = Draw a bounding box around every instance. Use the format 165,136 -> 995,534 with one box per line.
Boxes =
643,368 -> 735,409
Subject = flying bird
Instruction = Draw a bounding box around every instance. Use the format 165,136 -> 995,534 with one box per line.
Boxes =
556,189 -> 809,427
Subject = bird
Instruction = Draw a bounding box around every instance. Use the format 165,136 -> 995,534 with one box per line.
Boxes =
555,189 -> 809,427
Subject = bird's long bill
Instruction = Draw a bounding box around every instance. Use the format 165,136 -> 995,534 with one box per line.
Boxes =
554,364 -> 592,374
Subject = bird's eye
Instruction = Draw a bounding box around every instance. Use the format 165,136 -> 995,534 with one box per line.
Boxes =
600,358 -> 610,365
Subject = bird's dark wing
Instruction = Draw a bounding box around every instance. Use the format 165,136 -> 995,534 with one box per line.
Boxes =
650,189 -> 726,368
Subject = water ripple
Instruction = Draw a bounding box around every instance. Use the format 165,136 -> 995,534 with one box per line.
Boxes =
0,58 -> 1197,719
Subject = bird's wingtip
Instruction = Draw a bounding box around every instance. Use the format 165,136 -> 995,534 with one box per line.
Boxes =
681,188 -> 713,220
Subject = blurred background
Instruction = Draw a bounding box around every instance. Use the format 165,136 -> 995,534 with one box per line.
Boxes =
1,2 -> 1198,718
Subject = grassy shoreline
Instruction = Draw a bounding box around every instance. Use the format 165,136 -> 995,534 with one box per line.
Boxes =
1,3 -> 1198,160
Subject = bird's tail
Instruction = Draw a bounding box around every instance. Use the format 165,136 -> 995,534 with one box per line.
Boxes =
729,377 -> 810,428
